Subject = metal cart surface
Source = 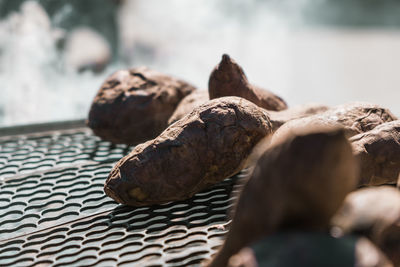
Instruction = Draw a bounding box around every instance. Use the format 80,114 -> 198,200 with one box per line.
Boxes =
0,120 -> 243,266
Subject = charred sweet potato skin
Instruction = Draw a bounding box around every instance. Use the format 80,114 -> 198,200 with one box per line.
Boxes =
208,54 -> 287,111
87,67 -> 195,144
350,120 -> 400,186
208,126 -> 358,267
273,102 -> 397,139
168,90 -> 209,125
104,97 -> 272,206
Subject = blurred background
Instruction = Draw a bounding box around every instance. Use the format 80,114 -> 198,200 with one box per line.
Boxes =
0,0 -> 399,127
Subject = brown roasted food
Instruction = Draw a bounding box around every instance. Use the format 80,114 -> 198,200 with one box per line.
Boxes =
398,173 -> 400,189
104,97 -> 273,206
266,103 -> 330,131
227,234 -> 393,267
208,54 -> 287,111
332,186 -> 400,266
350,120 -> 400,186
87,67 -> 196,144
168,89 -> 209,125
273,102 -> 397,139
208,126 -> 358,267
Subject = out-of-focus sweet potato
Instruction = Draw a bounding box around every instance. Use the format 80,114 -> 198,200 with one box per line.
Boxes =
104,97 -> 272,207
350,120 -> 400,186
332,186 -> 400,266
272,102 -> 397,140
227,234 -> 393,267
266,103 -> 330,131
208,54 -> 287,111
168,90 -> 209,125
208,125 -> 358,267
87,67 -> 195,144
398,173 -> 400,189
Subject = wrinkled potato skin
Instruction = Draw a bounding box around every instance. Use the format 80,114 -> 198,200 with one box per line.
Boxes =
208,126 -> 358,267
332,187 -> 400,266
168,90 -> 209,125
350,120 -> 400,186
273,102 -> 397,140
87,67 -> 195,144
208,54 -> 287,111
104,97 -> 272,207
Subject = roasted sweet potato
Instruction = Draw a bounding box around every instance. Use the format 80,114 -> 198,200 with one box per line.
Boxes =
87,67 -> 195,144
332,186 -> 400,266
350,120 -> 400,186
266,103 -> 330,131
273,102 -> 397,140
104,97 -> 273,206
398,173 -> 400,189
227,234 -> 393,267
208,54 -> 287,111
208,126 -> 358,267
168,90 -> 209,125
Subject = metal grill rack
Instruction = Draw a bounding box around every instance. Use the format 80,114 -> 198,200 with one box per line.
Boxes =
0,121 -> 244,266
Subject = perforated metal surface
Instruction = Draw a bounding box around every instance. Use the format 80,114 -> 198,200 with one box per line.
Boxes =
0,128 -> 132,179
0,123 -> 243,266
